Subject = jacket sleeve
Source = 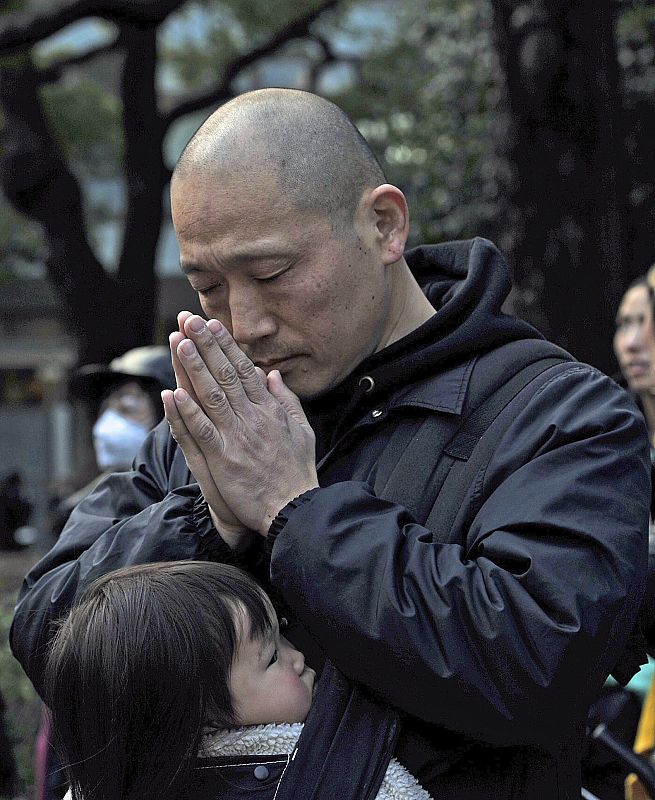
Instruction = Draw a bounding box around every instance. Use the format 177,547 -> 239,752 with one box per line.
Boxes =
269,365 -> 650,750
10,420 -> 231,699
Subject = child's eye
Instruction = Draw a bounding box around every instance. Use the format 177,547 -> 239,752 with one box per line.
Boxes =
268,649 -> 278,666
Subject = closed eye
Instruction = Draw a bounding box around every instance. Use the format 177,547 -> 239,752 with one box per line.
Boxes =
255,262 -> 294,283
196,283 -> 224,296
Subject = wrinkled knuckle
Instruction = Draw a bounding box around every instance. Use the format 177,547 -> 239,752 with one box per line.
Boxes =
216,363 -> 238,386
166,420 -> 184,442
236,356 -> 255,377
204,387 -> 227,412
188,358 -> 205,375
197,420 -> 218,445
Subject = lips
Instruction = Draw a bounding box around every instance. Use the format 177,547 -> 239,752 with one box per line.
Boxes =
625,361 -> 650,374
256,356 -> 299,372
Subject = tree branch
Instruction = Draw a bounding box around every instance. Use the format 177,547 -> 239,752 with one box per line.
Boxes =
310,33 -> 339,64
162,0 -> 341,126
37,36 -> 121,83
0,55 -> 150,362
116,20 -> 165,297
0,0 -> 186,56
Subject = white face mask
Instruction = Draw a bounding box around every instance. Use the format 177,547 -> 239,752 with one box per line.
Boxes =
92,409 -> 150,471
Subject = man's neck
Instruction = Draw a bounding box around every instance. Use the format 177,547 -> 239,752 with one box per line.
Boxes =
377,259 -> 436,352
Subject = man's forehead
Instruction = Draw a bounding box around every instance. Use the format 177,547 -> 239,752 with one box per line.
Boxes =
172,148 -> 278,195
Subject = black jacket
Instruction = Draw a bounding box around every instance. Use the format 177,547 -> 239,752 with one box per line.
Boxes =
11,238 -> 650,799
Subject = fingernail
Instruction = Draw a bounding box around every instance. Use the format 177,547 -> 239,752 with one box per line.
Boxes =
174,388 -> 188,402
187,316 -> 205,333
179,340 -> 195,356
207,319 -> 223,335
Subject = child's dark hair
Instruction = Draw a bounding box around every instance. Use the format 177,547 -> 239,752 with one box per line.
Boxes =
45,561 -> 275,800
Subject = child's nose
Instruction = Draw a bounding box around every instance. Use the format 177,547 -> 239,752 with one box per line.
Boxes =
291,649 -> 305,675
281,637 -> 305,674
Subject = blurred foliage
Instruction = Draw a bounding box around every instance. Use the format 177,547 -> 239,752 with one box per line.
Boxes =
0,202 -> 46,280
160,0 -> 335,89
0,0 -> 500,279
40,80 -> 123,175
333,0 -> 498,245
4,0 -> 655,275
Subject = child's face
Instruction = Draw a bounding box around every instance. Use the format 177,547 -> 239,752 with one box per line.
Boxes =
230,608 -> 315,726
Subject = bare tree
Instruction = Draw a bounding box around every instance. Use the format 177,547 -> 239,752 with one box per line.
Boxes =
490,0 -> 628,373
0,0 -> 339,364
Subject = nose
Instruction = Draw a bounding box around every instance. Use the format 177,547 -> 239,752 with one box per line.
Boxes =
624,324 -> 644,351
228,283 -> 277,347
281,637 -> 306,675
291,648 -> 305,675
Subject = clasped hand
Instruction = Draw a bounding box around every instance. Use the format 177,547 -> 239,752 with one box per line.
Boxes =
162,312 -> 318,540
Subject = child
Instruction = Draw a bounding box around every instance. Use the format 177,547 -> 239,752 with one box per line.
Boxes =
46,561 -> 431,800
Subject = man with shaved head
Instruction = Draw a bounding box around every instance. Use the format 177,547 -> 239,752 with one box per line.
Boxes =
12,89 -> 650,799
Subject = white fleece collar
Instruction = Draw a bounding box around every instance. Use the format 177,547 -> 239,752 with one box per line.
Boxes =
199,722 -> 433,800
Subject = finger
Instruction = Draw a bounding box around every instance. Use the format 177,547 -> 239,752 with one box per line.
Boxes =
206,318 -> 271,405
267,370 -> 311,427
162,388 -> 208,473
169,331 -> 198,402
173,311 -> 197,394
177,310 -> 194,335
182,315 -> 256,409
175,340 -> 236,428
162,390 -> 232,518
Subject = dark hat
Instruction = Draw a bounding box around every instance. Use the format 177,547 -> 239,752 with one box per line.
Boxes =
68,346 -> 176,401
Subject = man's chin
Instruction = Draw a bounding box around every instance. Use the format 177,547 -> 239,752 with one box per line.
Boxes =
288,379 -> 333,403
275,362 -> 346,402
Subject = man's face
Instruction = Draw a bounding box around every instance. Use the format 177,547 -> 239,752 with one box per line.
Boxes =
614,284 -> 655,394
171,171 -> 392,400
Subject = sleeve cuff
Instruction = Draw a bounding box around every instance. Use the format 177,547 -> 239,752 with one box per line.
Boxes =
266,488 -> 321,550
192,492 -> 260,568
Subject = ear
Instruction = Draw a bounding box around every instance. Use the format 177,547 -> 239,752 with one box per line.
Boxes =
366,184 -> 409,265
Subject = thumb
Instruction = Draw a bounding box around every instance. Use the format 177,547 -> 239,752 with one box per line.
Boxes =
267,370 -> 309,425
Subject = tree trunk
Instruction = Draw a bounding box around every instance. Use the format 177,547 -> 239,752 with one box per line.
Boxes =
490,0 -> 628,374
0,32 -> 164,364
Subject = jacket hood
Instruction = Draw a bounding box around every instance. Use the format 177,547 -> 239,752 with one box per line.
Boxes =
311,238 -> 543,412
408,237 -> 541,356
304,238 -> 544,450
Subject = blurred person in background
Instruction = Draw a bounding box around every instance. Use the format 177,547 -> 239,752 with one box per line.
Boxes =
614,271 -> 655,651
581,269 -> 655,799
0,471 -> 32,551
607,270 -> 655,800
50,346 -> 175,536
614,271 -> 655,454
